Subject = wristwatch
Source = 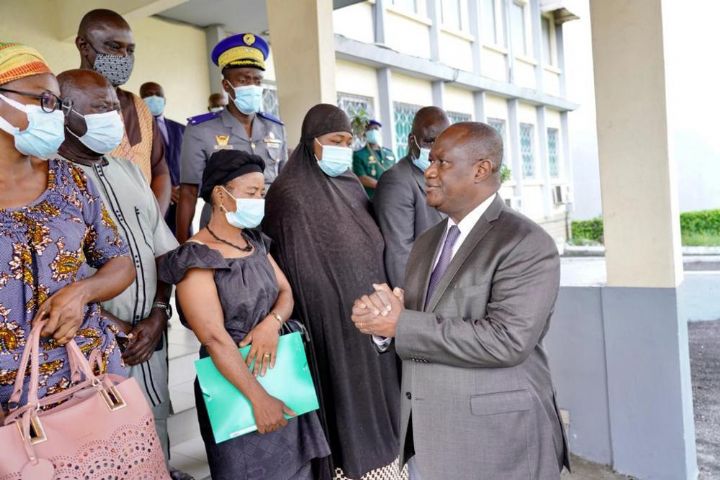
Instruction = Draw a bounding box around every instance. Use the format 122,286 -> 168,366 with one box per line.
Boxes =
152,301 -> 173,320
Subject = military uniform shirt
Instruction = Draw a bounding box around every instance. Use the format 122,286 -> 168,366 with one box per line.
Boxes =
180,108 -> 287,188
352,144 -> 396,198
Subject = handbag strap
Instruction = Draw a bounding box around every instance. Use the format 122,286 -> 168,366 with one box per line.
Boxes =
8,320 -> 43,408
8,321 -> 103,410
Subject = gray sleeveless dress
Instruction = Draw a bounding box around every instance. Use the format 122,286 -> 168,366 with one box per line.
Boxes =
159,230 -> 330,480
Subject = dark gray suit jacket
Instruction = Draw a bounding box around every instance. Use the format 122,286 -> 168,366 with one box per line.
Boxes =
374,156 -> 444,288
396,195 -> 570,479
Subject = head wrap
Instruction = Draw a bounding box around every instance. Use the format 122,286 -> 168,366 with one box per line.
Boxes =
0,42 -> 51,86
200,150 -> 265,202
300,103 -> 352,142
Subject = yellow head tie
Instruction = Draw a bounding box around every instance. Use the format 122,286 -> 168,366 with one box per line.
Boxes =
0,42 -> 51,85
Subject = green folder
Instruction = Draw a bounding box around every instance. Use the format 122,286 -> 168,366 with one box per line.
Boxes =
194,331 -> 319,443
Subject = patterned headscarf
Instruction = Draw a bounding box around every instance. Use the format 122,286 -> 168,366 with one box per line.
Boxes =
0,42 -> 51,85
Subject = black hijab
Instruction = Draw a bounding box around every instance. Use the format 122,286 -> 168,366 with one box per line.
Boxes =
263,104 -> 400,478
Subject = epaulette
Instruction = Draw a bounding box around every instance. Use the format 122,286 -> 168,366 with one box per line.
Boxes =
187,111 -> 221,126
257,111 -> 284,126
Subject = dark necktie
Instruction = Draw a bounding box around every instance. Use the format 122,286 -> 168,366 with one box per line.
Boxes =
425,225 -> 461,309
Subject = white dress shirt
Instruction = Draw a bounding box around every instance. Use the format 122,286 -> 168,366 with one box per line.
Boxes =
373,193 -> 497,349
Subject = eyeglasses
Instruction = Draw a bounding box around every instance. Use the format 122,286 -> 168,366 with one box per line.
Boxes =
0,87 -> 71,113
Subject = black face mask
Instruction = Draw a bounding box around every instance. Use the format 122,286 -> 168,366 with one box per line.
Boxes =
88,42 -> 134,87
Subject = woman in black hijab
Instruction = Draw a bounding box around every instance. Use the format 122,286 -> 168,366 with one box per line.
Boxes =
263,104 -> 403,480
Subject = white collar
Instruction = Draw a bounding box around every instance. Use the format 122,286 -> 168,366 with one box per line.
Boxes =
447,193 -> 497,235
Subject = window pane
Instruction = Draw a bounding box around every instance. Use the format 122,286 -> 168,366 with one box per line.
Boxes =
510,2 -> 526,55
497,0 -> 507,46
519,123 -> 535,178
337,92 -> 374,150
481,0 -> 497,43
542,16 -> 553,65
448,111 -> 472,124
442,0 -> 462,30
547,127 -> 559,177
393,102 -> 421,158
391,0 -> 417,13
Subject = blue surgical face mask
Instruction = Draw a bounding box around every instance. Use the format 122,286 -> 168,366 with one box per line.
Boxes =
231,85 -> 263,115
221,187 -> 265,229
143,95 -> 165,117
366,129 -> 382,146
411,136 -> 431,171
0,93 -> 65,159
314,138 -> 352,177
68,109 -> 125,155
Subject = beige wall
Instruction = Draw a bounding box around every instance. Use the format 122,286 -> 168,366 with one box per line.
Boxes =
335,59 -> 379,115
0,1 -> 210,123
391,73 -> 432,106
333,1 -> 375,44
443,85 -> 474,117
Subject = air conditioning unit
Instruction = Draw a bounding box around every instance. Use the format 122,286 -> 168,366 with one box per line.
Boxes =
504,196 -> 522,211
552,185 -> 571,205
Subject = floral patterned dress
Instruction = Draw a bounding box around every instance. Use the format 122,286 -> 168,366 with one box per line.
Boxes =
0,158 -> 130,408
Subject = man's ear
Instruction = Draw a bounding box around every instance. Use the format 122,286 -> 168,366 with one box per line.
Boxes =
474,159 -> 493,183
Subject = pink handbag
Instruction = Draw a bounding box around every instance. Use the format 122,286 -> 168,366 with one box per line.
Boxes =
0,321 -> 170,480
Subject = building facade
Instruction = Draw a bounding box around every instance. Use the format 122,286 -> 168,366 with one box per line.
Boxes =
263,0 -> 578,241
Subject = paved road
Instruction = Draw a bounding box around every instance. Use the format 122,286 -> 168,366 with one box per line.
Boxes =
689,319 -> 720,478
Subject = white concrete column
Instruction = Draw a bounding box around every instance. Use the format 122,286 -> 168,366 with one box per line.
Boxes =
529,0 -> 544,92
536,106 -> 552,218
468,0 -> 483,75
507,99 -> 524,200
427,0 -> 441,61
431,80 -> 445,108
591,0 -> 682,288
473,91 -> 486,122
266,0 -> 337,146
204,25 -> 225,98
590,1 -> 697,479
503,0 -> 516,83
377,67 -> 395,151
374,0 -> 387,44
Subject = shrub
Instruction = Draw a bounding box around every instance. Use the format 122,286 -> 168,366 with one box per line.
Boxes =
571,217 -> 604,243
680,210 -> 720,236
571,210 -> 720,246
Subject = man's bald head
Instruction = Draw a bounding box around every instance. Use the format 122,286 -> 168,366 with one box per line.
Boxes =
140,82 -> 164,99
58,69 -> 120,157
78,9 -> 130,37
408,106 -> 450,159
57,69 -> 114,101
76,9 -> 135,74
445,122 -> 504,171
425,122 -> 503,220
412,106 -> 448,133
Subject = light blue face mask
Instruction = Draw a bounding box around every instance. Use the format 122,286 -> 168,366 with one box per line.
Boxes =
314,138 -> 352,177
411,136 -> 431,171
366,129 -> 382,146
0,93 -> 64,159
143,95 -> 165,117
221,187 -> 265,229
68,109 -> 125,155
232,85 -> 263,115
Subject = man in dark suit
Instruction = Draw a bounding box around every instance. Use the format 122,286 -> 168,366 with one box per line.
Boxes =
352,122 -> 569,479
373,106 -> 449,288
140,81 -> 185,237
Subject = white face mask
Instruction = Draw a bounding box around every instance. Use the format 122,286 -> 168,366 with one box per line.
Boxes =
67,109 -> 125,155
0,93 -> 65,159
314,138 -> 353,177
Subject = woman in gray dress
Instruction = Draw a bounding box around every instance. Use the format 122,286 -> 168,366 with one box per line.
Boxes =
159,150 -> 329,480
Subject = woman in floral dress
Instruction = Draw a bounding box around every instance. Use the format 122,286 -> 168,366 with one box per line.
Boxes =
0,42 -> 135,417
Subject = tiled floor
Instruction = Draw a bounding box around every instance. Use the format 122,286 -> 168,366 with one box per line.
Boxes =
166,309 -> 211,480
